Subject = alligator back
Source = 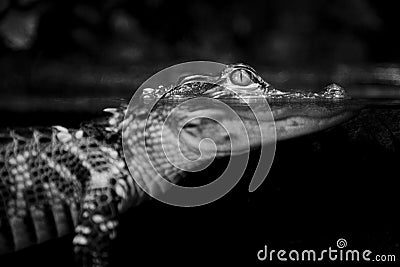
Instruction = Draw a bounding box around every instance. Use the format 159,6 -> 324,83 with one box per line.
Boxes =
0,127 -> 88,253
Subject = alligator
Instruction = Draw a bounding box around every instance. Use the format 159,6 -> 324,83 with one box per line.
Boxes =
0,63 -> 355,266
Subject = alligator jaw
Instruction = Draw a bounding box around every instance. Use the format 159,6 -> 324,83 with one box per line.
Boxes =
176,101 -> 355,156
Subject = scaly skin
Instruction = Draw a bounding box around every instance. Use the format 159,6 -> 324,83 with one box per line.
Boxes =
0,64 -> 354,266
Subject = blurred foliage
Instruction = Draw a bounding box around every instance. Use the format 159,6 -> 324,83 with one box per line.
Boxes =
0,0 -> 398,68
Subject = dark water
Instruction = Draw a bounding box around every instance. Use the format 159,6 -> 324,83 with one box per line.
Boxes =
1,86 -> 400,266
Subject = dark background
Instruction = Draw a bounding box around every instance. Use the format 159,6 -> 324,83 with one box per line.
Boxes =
1,0 -> 400,66
1,1 -> 399,266
1,0 -> 400,99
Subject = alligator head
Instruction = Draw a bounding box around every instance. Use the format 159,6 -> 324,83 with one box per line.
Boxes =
121,63 -> 356,202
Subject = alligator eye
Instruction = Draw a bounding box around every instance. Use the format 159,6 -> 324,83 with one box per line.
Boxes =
230,69 -> 252,86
